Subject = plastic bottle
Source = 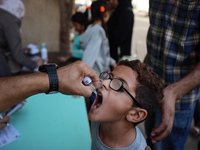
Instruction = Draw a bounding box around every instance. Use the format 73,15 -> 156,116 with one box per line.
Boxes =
82,76 -> 97,102
41,42 -> 48,59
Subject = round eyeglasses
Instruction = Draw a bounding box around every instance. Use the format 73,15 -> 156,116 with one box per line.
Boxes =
99,72 -> 141,107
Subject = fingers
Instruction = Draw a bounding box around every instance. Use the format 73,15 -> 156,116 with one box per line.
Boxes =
37,59 -> 47,66
150,108 -> 174,143
58,57 -> 67,63
78,84 -> 94,97
3,116 -> 10,122
145,146 -> 151,150
72,62 -> 98,97
150,120 -> 173,143
57,61 -> 99,96
74,61 -> 99,88
0,116 -> 10,130
0,123 -> 6,130
149,86 -> 176,143
80,62 -> 99,88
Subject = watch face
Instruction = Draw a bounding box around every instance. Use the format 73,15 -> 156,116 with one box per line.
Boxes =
39,63 -> 58,72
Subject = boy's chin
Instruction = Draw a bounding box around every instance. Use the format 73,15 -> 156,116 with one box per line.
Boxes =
88,111 -> 99,122
88,111 -> 94,120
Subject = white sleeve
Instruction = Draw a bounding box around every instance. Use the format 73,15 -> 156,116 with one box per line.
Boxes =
82,30 -> 102,68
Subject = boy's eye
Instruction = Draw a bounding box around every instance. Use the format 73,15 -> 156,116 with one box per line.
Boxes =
118,88 -> 124,92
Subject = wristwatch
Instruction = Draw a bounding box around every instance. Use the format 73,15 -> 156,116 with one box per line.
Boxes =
39,63 -> 59,94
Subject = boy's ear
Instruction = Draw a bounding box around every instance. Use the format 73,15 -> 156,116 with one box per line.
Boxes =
126,108 -> 148,123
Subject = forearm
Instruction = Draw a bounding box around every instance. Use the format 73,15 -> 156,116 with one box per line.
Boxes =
0,61 -> 99,113
150,62 -> 200,142
0,72 -> 49,112
168,62 -> 200,101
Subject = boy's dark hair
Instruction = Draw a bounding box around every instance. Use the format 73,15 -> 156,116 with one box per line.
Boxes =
91,0 -> 109,36
71,12 -> 87,27
118,59 -> 164,117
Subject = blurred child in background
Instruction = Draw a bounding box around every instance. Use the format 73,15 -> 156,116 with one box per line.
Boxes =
58,12 -> 87,65
80,0 -> 116,76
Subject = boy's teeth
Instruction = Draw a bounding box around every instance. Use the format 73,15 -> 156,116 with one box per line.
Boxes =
94,105 -> 97,108
98,93 -> 102,96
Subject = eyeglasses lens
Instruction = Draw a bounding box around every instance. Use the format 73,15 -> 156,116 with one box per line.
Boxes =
100,72 -> 110,81
110,79 -> 122,91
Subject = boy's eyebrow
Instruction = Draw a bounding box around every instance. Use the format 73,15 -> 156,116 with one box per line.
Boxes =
109,73 -> 129,87
109,72 -> 114,77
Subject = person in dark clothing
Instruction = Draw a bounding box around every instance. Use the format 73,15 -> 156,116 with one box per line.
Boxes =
107,0 -> 134,62
0,0 -> 45,77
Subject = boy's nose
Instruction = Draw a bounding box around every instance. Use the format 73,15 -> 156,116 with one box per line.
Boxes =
100,79 -> 110,90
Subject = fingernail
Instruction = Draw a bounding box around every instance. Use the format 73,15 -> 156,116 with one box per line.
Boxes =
152,140 -> 157,144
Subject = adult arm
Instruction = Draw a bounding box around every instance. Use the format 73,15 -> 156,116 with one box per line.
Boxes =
0,61 -> 99,112
150,62 -> 200,143
4,20 -> 37,69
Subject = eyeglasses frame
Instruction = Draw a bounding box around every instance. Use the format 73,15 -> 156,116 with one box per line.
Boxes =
99,72 -> 142,107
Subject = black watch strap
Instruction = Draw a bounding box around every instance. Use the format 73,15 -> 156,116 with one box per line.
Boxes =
39,64 -> 59,94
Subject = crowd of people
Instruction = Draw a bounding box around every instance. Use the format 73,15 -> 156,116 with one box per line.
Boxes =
0,0 -> 200,150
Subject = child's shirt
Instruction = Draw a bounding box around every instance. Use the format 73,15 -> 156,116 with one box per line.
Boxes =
90,121 -> 147,150
71,34 -> 83,59
80,24 -> 115,75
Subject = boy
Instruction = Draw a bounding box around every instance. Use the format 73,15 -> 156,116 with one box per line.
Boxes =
88,59 -> 163,150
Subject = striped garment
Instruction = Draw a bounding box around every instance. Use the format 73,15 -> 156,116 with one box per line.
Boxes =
147,0 -> 200,111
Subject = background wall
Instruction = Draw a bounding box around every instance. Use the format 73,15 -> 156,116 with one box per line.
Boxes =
21,0 -> 60,52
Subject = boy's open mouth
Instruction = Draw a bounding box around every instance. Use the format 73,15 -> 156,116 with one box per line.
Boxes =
92,92 -> 103,109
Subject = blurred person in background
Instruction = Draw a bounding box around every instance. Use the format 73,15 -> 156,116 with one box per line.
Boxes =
108,0 -> 118,13
80,0 -> 116,76
107,0 -> 134,62
0,0 -> 45,77
58,12 -> 87,65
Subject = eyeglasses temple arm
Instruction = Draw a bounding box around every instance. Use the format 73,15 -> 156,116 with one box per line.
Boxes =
123,88 -> 141,107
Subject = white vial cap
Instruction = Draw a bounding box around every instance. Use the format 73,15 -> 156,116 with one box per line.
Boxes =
83,76 -> 92,85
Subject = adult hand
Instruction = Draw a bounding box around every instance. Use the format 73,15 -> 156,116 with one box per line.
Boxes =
58,56 -> 70,63
23,47 -> 31,54
0,116 -> 10,131
57,60 -> 99,97
0,61 -> 99,112
150,84 -> 176,143
36,58 -> 47,67
145,146 -> 151,150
